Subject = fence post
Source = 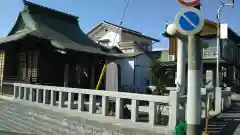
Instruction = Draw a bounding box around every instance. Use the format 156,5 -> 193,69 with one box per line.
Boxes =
222,87 -> 231,110
78,94 -> 85,111
29,88 -> 33,101
149,101 -> 157,126
43,89 -> 46,103
68,92 -> 74,110
215,87 -> 222,114
51,90 -> 56,106
13,85 -> 18,98
131,99 -> 139,122
59,92 -> 64,108
115,97 -> 123,119
36,89 -> 40,103
227,87 -> 232,108
102,96 -> 109,116
168,90 -> 179,135
89,95 -> 96,114
24,87 -> 28,100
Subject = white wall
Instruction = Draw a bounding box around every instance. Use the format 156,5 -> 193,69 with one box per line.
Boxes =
134,54 -> 152,87
91,26 -> 121,47
117,54 -> 151,88
116,58 -> 134,86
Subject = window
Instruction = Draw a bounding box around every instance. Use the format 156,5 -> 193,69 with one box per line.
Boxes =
202,38 -> 216,47
19,52 -> 27,79
19,51 -> 39,82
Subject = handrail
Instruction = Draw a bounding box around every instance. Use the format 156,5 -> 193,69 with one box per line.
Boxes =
14,83 -> 169,103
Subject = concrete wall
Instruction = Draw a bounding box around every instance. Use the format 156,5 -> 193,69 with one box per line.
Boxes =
117,54 -> 151,88
116,58 -> 134,87
134,54 -> 152,87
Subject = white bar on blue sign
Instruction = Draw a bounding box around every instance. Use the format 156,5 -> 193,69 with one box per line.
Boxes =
220,24 -> 228,39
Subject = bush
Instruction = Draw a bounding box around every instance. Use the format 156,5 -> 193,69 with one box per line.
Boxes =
173,121 -> 186,135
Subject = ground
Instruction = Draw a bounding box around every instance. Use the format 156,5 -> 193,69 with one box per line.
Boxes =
201,100 -> 240,135
0,97 -> 163,135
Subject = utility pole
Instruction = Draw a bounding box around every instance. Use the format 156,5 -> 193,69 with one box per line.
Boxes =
216,0 -> 234,87
187,35 -> 201,135
186,3 -> 201,135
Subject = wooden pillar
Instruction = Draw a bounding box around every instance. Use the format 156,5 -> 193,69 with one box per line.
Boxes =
90,66 -> 95,89
64,64 -> 69,87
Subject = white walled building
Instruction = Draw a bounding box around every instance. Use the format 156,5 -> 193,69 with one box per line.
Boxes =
88,21 -> 162,92
88,21 -> 159,53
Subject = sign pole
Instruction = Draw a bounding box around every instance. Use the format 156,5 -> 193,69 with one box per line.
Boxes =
187,35 -> 201,135
174,1 -> 203,135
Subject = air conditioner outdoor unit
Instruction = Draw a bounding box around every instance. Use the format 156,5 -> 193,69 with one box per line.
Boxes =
168,55 -> 176,61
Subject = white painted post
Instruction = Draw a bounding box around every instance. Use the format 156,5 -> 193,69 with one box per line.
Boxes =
24,87 -> 27,100
149,101 -> 157,126
176,39 -> 186,95
43,89 -> 46,104
102,96 -> 109,116
31,88 -> 36,102
222,88 -> 231,110
78,94 -> 85,111
13,86 -> 17,98
29,88 -> 33,101
51,90 -> 56,106
18,86 -> 24,99
222,93 -> 227,111
59,92 -> 64,108
89,95 -> 96,114
226,87 -> 231,108
168,91 -> 179,134
131,99 -> 139,122
215,87 -> 222,114
36,89 -> 39,103
115,97 -> 123,119
68,92 -> 74,110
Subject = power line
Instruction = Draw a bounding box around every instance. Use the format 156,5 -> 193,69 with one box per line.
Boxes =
112,0 -> 130,47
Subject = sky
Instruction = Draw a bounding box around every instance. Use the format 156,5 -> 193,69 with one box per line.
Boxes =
0,0 -> 239,50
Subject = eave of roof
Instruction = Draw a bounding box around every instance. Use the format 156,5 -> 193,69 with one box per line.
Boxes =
0,0 -> 123,57
23,0 -> 79,23
87,21 -> 160,42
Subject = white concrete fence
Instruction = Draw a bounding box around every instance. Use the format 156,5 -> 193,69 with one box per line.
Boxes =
11,83 -> 232,134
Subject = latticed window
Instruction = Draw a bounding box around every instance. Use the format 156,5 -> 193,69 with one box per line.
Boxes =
19,51 -> 38,82
28,51 -> 39,82
19,52 -> 27,79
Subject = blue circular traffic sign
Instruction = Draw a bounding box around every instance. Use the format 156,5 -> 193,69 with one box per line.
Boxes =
174,7 -> 204,35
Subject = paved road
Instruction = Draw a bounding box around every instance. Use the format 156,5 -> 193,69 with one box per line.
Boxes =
201,100 -> 240,135
0,98 -> 162,135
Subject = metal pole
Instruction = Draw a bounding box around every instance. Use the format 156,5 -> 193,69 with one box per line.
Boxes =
176,38 -> 186,95
216,0 -> 234,87
216,6 -> 222,87
187,35 -> 201,135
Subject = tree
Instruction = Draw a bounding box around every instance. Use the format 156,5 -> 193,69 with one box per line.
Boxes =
149,59 -> 167,95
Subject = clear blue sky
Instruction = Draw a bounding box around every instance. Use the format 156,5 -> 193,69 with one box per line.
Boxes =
0,0 -> 239,49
